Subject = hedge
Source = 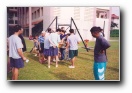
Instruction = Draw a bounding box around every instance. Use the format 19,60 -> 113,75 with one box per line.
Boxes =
110,29 -> 119,37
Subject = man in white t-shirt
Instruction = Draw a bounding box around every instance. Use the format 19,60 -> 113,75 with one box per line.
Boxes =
9,25 -> 26,80
48,30 -> 61,68
66,29 -> 80,68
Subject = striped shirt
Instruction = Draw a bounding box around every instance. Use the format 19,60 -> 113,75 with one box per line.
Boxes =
38,35 -> 44,43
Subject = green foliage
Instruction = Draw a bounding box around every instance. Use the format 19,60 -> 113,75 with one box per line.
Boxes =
110,29 -> 119,37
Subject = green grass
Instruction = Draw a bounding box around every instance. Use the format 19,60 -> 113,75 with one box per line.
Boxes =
110,37 -> 119,40
7,39 -> 119,80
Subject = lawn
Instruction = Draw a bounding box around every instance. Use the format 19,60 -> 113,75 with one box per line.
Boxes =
7,38 -> 119,80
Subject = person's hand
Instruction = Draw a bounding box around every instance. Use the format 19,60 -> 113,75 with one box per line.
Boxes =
99,50 -> 105,54
22,57 -> 27,61
53,45 -> 56,48
66,48 -> 68,52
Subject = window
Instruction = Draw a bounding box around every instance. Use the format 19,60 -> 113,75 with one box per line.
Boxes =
74,7 -> 80,20
34,11 -> 36,19
37,9 -> 40,18
15,20 -> 18,24
14,12 -> 17,17
96,9 -> 109,19
41,7 -> 43,16
84,7 -> 94,21
9,20 -> 14,24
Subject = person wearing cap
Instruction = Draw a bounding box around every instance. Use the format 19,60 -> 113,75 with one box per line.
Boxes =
90,26 -> 110,80
38,31 -> 45,63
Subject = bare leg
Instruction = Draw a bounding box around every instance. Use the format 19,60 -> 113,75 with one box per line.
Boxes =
71,57 -> 76,66
12,67 -> 15,80
55,55 -> 58,67
12,68 -> 19,80
48,56 -> 51,68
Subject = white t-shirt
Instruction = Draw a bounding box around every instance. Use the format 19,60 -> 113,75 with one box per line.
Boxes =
9,35 -> 23,59
67,34 -> 80,50
49,32 -> 60,47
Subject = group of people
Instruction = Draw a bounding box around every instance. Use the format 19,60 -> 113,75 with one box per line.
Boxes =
31,27 -> 80,69
7,24 -> 110,80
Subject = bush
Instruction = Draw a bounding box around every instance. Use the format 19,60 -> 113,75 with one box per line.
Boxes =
110,29 -> 119,37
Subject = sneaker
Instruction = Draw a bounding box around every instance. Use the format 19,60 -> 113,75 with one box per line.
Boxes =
34,54 -> 37,56
56,65 -> 58,67
48,66 -> 50,68
69,66 -> 75,68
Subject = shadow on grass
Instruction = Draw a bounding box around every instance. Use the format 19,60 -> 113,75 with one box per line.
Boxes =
58,60 -> 71,66
7,72 -> 12,80
107,66 -> 119,72
79,52 -> 94,56
77,56 -> 93,62
27,53 -> 39,62
49,71 -> 76,80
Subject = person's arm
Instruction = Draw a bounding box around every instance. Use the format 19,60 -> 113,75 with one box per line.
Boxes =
77,36 -> 80,44
48,34 -> 56,48
17,48 -> 26,60
100,38 -> 110,54
16,39 -> 26,60
66,37 -> 70,51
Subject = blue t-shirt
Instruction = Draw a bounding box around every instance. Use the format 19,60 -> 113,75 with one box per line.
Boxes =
60,34 -> 66,40
38,35 -> 44,43
94,36 -> 110,62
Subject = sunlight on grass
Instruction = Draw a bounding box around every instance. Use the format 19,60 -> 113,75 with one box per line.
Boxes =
7,38 -> 119,80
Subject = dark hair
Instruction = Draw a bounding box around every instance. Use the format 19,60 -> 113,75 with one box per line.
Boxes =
90,26 -> 102,33
48,28 -> 52,33
56,28 -> 61,32
69,29 -> 74,33
14,25 -> 22,32
67,33 -> 70,36
61,30 -> 65,33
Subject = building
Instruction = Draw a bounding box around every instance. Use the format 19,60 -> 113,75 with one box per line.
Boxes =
7,7 -> 18,36
7,7 -> 112,41
111,14 -> 119,30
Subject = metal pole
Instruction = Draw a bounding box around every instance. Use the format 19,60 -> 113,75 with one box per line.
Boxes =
65,26 -> 70,31
71,17 -> 88,52
56,16 -> 58,31
45,16 -> 57,31
70,17 -> 72,29
103,21 -> 105,37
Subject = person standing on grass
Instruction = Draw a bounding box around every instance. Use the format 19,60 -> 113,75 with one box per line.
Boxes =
90,26 -> 110,80
9,25 -> 27,80
48,29 -> 61,68
59,29 -> 66,60
66,29 -> 80,68
38,31 -> 45,63
43,29 -> 51,64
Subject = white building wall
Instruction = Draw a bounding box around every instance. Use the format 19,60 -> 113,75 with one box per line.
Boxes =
43,7 -> 111,41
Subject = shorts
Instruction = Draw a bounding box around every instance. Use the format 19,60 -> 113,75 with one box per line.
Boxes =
43,48 -> 50,56
69,50 -> 78,59
93,62 -> 107,80
10,57 -> 24,68
39,43 -> 44,53
49,46 -> 58,56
